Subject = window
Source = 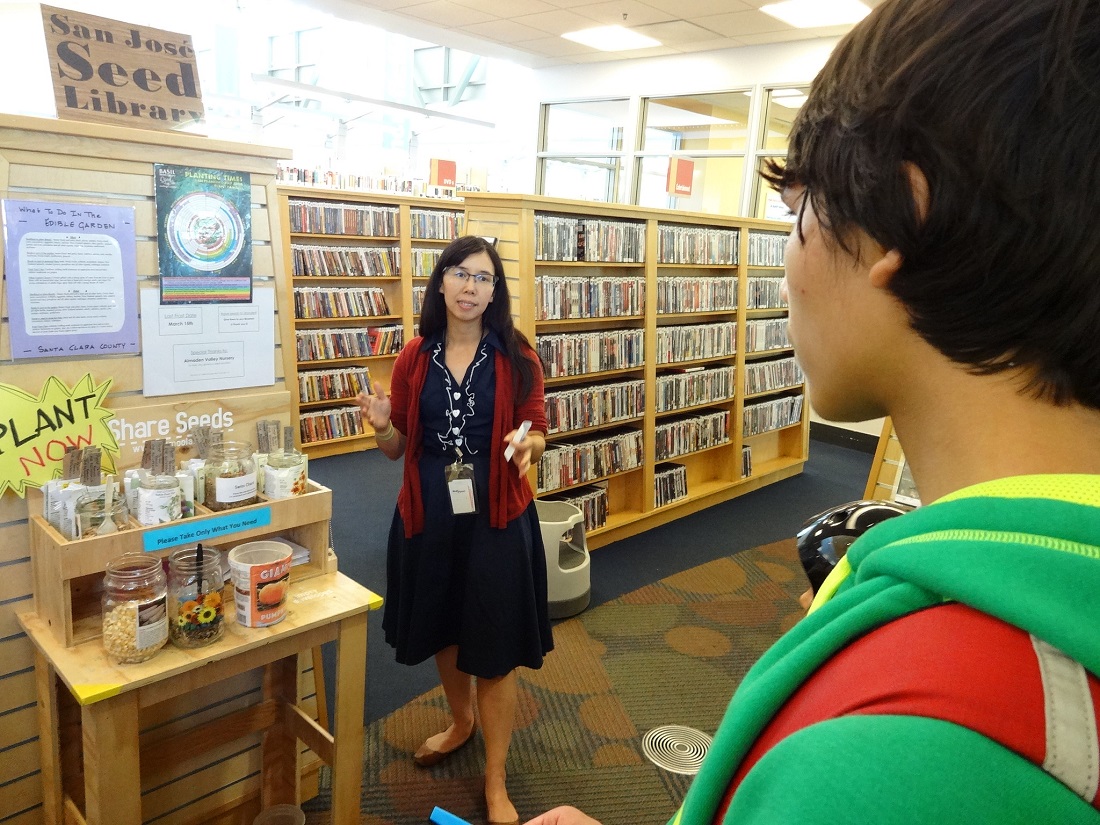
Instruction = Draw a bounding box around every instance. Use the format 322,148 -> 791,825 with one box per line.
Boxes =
413,46 -> 486,105
636,91 -> 751,210
750,86 -> 809,219
268,28 -> 322,85
537,99 -> 630,203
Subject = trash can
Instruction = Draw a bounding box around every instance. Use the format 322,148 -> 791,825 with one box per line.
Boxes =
535,500 -> 591,619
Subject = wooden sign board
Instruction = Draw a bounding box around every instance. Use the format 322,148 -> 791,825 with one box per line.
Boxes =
41,5 -> 205,132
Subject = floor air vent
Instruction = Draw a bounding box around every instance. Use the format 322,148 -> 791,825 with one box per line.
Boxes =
641,725 -> 712,775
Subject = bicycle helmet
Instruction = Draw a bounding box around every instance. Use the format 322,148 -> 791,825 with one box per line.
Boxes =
796,500 -> 911,594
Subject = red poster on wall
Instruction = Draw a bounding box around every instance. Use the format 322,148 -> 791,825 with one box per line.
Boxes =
430,159 -> 456,187
666,158 -> 694,197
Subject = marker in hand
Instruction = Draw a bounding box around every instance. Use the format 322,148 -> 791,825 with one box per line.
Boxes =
430,808 -> 472,825
504,419 -> 532,462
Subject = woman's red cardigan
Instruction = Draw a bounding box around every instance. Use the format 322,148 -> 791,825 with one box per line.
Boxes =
387,335 -> 547,538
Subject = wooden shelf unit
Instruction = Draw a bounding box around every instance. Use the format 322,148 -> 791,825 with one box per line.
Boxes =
463,193 -> 808,549
27,482 -> 336,649
19,480 -> 382,825
278,186 -> 464,457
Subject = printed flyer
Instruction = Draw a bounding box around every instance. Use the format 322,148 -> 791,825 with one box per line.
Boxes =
154,163 -> 252,303
1,199 -> 139,359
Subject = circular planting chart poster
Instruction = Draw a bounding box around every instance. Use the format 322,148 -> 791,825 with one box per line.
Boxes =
165,191 -> 246,272
154,163 -> 253,303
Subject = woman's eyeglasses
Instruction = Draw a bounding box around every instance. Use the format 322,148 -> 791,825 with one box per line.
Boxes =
444,267 -> 497,287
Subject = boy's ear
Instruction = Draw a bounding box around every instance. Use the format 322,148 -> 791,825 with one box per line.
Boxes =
869,249 -> 903,289
870,161 -> 929,289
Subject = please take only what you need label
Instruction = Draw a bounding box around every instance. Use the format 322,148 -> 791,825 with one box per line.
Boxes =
142,507 -> 272,552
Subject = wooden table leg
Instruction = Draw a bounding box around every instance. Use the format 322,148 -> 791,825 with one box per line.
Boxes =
330,612 -> 367,824
34,651 -> 63,825
262,655 -> 301,808
82,691 -> 141,824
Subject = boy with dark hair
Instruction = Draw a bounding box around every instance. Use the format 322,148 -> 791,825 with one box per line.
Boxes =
527,0 -> 1100,821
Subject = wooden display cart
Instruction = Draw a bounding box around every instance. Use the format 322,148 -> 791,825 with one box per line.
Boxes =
18,483 -> 382,825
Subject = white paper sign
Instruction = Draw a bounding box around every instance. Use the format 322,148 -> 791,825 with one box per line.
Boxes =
140,288 -> 275,397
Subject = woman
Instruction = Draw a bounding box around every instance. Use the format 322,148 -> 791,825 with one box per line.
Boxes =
358,234 -> 552,825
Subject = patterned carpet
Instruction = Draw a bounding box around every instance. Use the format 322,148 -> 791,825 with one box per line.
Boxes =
304,538 -> 807,825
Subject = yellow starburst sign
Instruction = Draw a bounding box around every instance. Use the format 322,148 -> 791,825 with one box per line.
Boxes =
0,374 -> 118,497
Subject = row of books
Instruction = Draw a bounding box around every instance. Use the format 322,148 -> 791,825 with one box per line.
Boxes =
747,232 -> 787,267
743,394 -> 804,437
409,207 -> 464,240
537,429 -> 645,493
535,276 -> 644,320
545,379 -> 646,435
655,410 -> 731,461
746,277 -> 789,310
293,286 -> 391,319
291,244 -> 399,278
412,248 -> 444,278
744,357 -> 804,396
657,226 -> 739,265
287,200 -> 400,237
300,405 -> 364,444
543,483 -> 609,533
654,463 -> 689,508
296,326 -> 404,361
298,367 -> 372,404
277,165 -> 460,198
537,330 -> 646,378
656,322 -> 737,364
742,444 -> 753,478
656,277 -> 738,314
412,286 -> 425,315
745,319 -> 791,353
655,365 -> 736,412
534,215 -> 647,263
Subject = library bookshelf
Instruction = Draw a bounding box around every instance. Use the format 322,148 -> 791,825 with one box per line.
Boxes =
277,186 -> 464,457
463,193 -> 808,549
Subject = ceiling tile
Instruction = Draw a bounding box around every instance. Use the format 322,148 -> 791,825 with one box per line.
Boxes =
509,34 -> 599,56
672,37 -> 749,53
734,29 -> 833,45
633,19 -> 727,44
695,9 -> 793,37
461,18 -> 552,43
398,1 -> 495,27
452,0 -> 558,15
639,0 -> 753,14
513,9 -> 604,36
574,0 -> 677,27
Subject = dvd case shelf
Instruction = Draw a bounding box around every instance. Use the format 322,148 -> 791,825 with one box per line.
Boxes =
462,194 -> 808,549
279,186 -> 464,458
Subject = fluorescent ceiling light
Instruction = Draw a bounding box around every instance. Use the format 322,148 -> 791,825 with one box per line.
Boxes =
760,0 -> 871,28
562,25 -> 661,52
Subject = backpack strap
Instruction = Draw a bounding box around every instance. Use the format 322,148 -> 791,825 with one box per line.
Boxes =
717,603 -> 1100,818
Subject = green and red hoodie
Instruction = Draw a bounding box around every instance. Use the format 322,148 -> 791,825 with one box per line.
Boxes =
673,475 -> 1100,824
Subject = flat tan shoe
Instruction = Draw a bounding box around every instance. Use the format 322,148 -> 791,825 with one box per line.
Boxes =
413,726 -> 476,767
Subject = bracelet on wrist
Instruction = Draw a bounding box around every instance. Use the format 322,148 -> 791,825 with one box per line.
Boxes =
375,421 -> 396,441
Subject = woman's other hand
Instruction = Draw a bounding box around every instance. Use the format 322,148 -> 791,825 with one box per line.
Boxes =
504,426 -> 542,475
524,807 -> 602,825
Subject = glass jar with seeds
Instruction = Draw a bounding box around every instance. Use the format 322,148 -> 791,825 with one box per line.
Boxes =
205,441 -> 257,511
101,553 -> 168,664
168,544 -> 225,648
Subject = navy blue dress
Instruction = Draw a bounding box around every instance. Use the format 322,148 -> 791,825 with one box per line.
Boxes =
382,331 -> 553,678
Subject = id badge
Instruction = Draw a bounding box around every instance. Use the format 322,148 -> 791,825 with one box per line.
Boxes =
445,461 -> 478,515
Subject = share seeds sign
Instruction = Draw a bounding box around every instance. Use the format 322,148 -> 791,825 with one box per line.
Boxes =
41,5 -> 204,132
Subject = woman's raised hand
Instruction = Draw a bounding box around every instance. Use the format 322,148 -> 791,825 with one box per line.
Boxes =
356,381 -> 392,431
